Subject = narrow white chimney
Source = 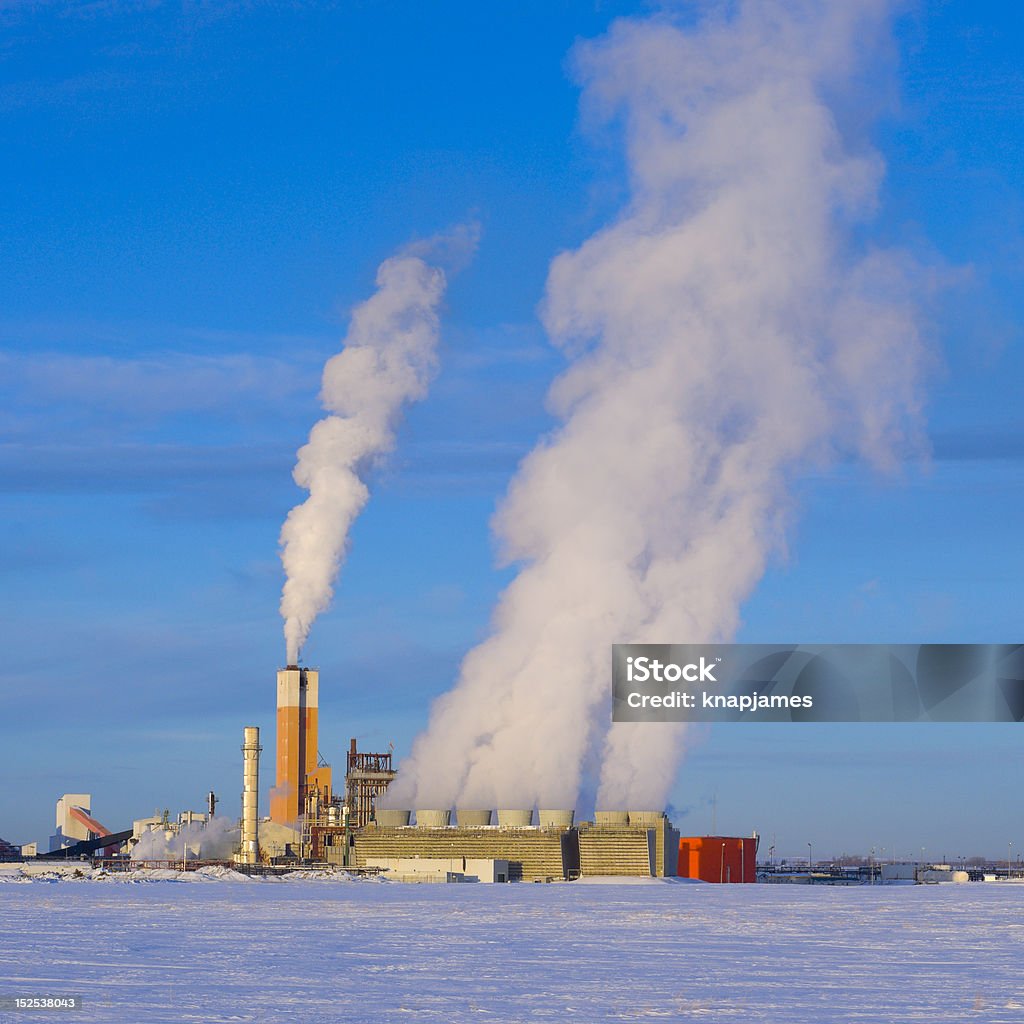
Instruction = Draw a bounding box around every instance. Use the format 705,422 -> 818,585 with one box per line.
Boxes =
241,726 -> 261,866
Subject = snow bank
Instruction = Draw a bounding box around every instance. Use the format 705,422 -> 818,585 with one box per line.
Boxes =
0,863 -> 378,884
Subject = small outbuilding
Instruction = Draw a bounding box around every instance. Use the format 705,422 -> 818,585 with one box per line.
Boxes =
678,835 -> 757,883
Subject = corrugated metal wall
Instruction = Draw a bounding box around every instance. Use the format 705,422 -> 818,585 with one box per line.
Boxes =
678,836 -> 757,883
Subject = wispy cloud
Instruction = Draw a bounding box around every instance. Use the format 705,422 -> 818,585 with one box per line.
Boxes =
0,441 -> 288,494
0,349 -> 319,428
0,319 -> 554,507
0,427 -> 529,502
0,316 -> 332,355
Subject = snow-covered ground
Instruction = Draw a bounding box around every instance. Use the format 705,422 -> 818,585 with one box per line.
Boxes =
1,872 -> 1022,1023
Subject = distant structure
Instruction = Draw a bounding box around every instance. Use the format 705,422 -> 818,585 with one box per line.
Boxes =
127,808 -> 214,858
47,794 -> 122,859
49,793 -> 91,850
49,794 -> 112,852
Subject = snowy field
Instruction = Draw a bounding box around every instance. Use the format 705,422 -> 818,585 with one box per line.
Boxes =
1,872 -> 1023,1023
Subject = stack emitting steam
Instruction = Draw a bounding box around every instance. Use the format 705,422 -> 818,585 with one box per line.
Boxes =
279,249 -> 449,664
388,1 -> 925,814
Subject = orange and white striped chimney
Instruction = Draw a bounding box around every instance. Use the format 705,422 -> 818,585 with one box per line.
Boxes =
270,667 -> 317,824
270,667 -> 331,824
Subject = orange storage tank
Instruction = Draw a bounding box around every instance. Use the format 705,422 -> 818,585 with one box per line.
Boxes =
679,835 -> 758,883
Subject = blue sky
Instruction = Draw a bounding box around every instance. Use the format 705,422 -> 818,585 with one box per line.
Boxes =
1,1 -> 1022,859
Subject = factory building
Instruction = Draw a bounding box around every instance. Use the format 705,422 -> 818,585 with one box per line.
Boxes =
127,808 -> 219,858
678,835 -> 758,883
257,820 -> 302,861
882,862 -> 970,884
252,668 -> 681,881
49,793 -> 93,850
325,810 -> 680,881
363,858 -> 511,883
48,794 -> 119,856
270,667 -> 332,825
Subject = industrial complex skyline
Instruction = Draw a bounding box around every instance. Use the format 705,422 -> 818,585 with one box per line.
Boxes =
1,1 -> 1023,857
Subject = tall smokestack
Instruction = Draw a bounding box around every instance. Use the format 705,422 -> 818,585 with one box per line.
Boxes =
240,726 -> 261,866
270,667 -> 331,824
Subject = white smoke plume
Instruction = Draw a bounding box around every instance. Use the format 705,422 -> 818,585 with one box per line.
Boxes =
130,817 -> 239,862
280,230 -> 474,664
388,1 -> 925,813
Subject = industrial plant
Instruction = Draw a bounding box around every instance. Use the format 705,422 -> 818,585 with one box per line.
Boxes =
0,664 -> 743,883
2,663 -> 1016,888
254,665 -> 682,882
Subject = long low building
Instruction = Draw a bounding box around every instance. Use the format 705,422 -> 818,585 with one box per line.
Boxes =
364,857 -> 511,883
322,813 -> 679,882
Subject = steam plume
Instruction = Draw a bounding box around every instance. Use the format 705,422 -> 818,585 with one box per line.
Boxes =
130,817 -> 239,862
389,1 -> 924,812
280,239 -> 460,664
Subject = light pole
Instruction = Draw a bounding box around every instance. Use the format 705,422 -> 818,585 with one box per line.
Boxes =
807,842 -> 812,877
1009,842 -> 1014,880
